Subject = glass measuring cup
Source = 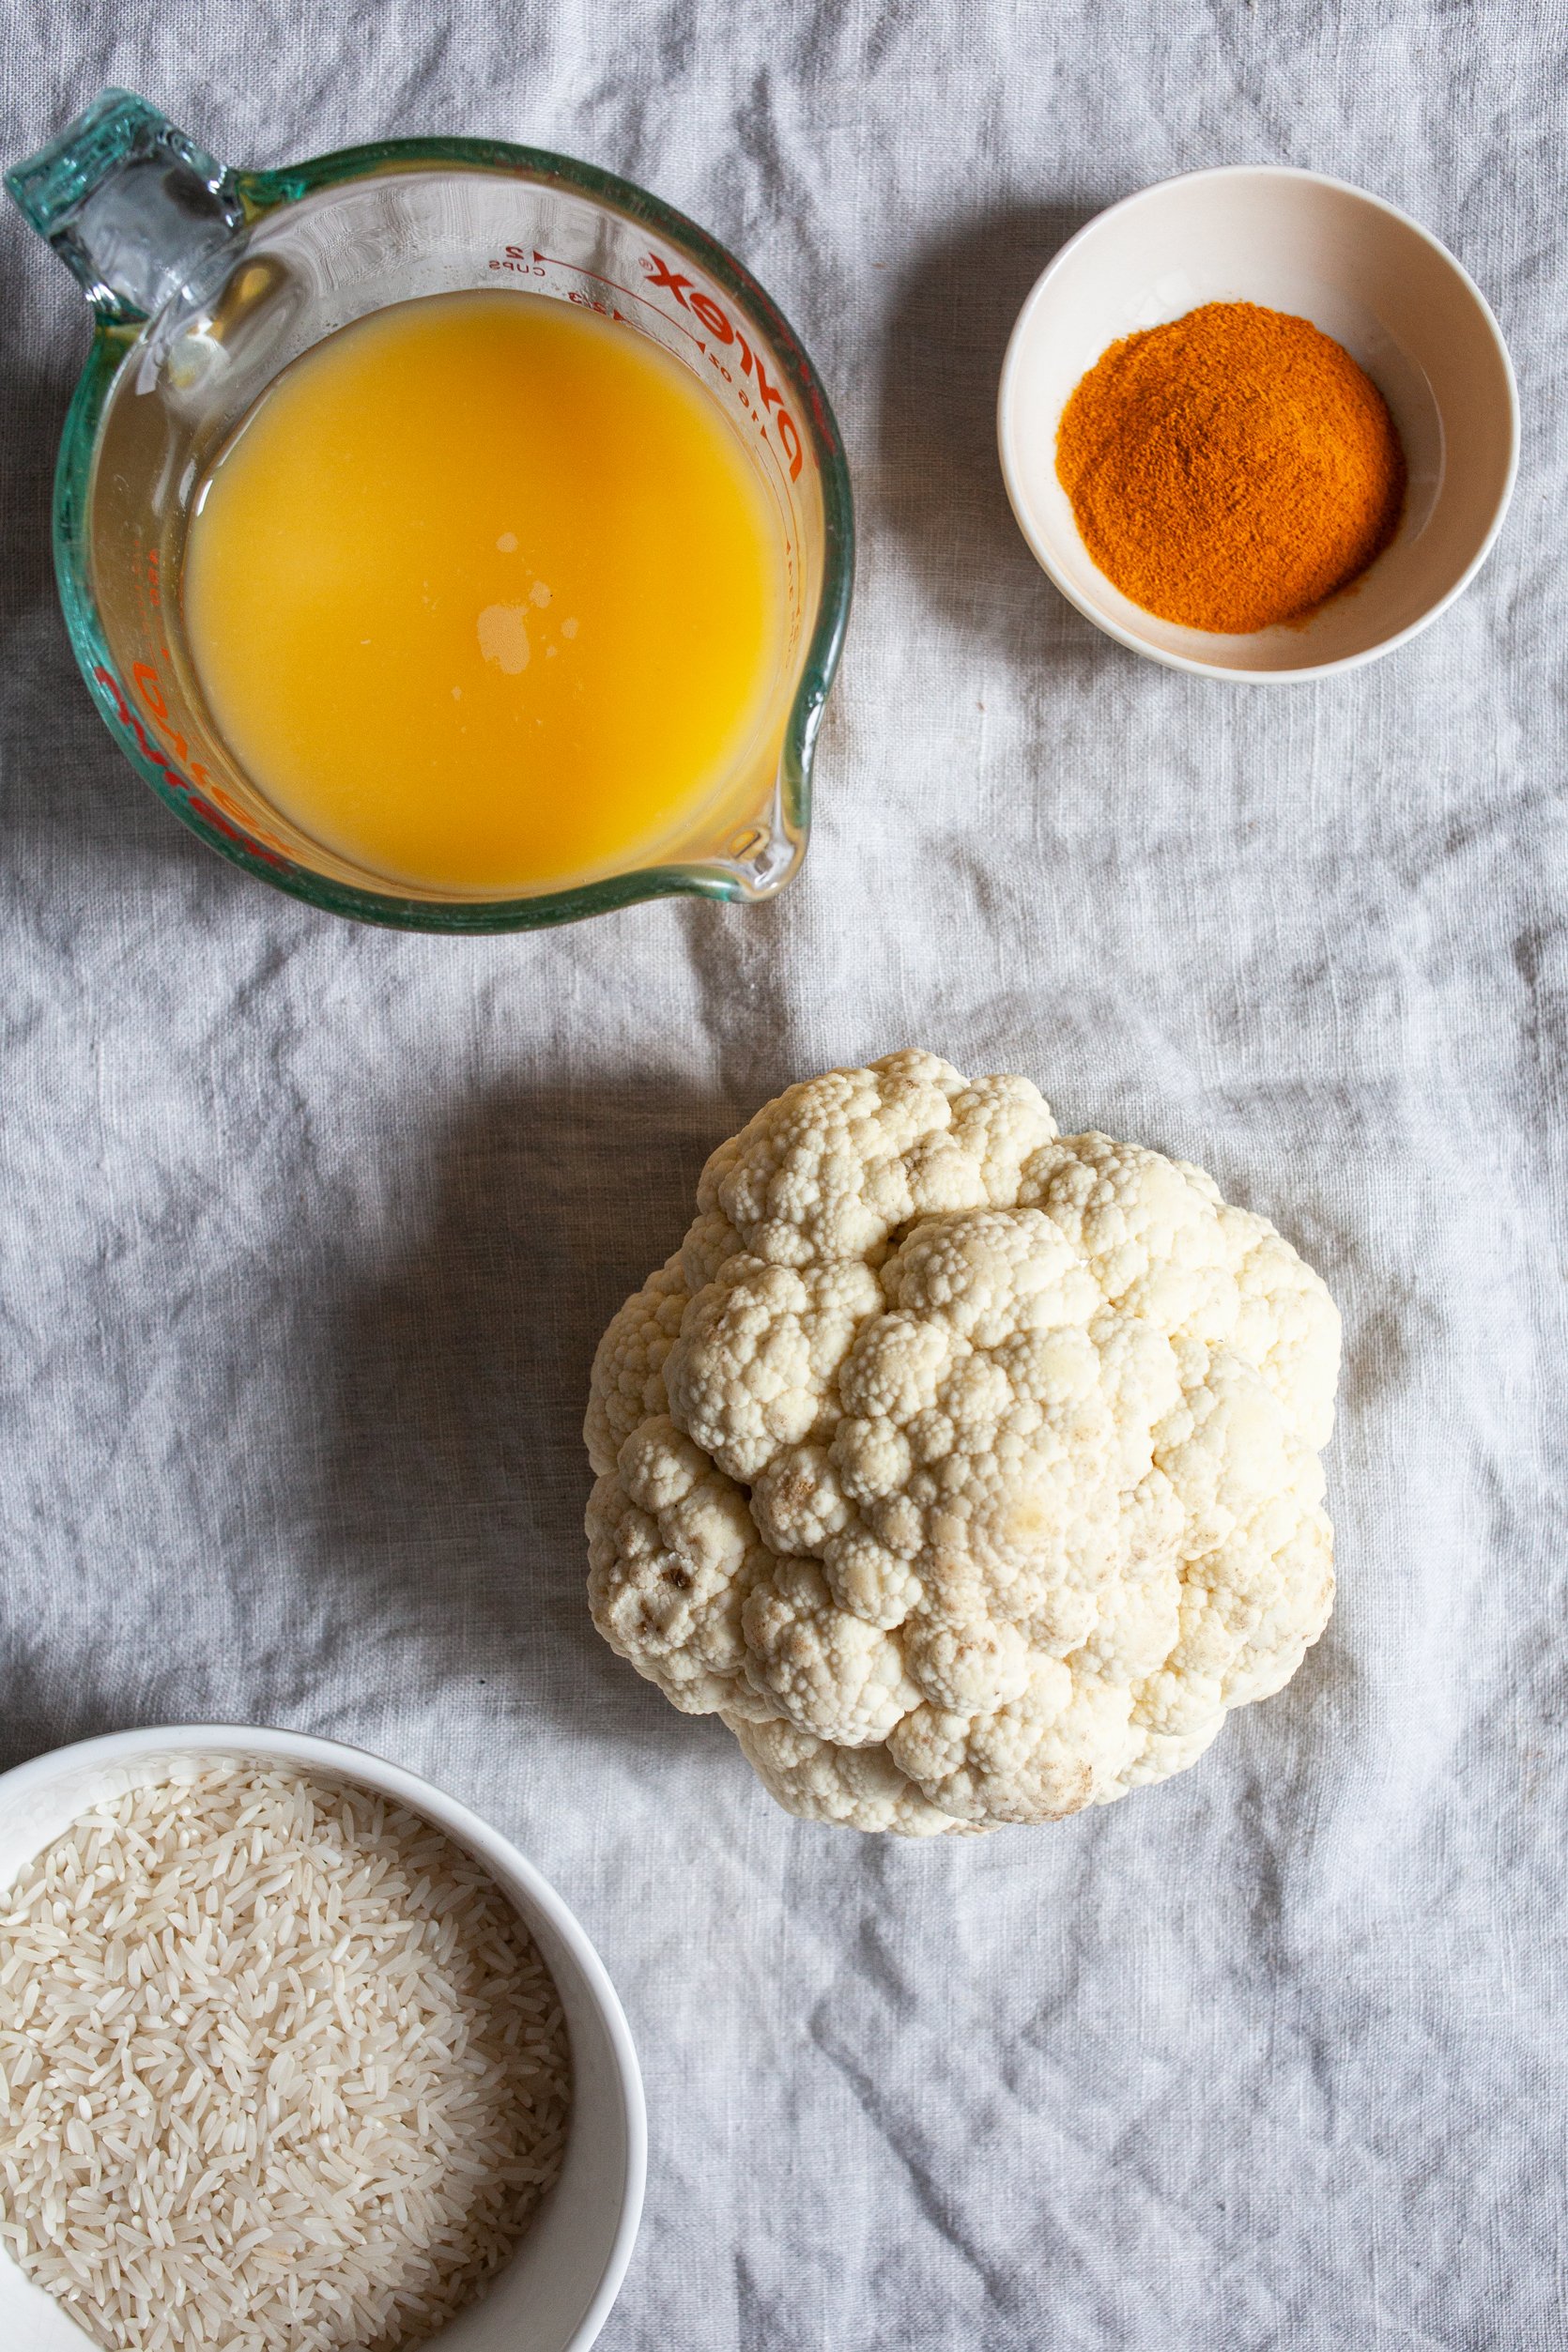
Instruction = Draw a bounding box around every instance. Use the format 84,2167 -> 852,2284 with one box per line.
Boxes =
7,91 -> 853,930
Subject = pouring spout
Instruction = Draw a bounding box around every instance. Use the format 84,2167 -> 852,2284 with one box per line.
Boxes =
5,88 -> 246,324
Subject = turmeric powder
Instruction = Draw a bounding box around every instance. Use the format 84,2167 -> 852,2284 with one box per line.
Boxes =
1055,300 -> 1406,635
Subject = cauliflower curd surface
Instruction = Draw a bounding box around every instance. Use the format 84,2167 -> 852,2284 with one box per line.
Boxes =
584,1053 -> 1340,1836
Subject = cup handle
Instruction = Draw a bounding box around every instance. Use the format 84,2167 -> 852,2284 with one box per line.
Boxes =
5,87 -> 247,325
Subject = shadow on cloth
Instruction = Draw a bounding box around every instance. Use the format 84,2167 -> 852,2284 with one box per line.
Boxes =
0,1667 -> 131,1776
0,1078 -> 753,1777
875,199 -> 1105,658
0,353 -> 65,648
305,1072 -> 746,1760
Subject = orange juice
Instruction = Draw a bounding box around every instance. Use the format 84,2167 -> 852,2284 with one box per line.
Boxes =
182,291 -> 785,893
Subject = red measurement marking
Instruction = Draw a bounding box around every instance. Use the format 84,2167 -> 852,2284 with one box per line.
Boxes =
93,663 -> 288,864
187,791 -> 288,861
94,662 -> 187,789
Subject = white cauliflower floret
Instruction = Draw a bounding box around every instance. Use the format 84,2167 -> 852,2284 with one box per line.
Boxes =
665,1256 -> 884,1481
726,1714 -> 987,1837
584,1052 -> 1341,1836
585,1416 -> 777,1720
741,1560 -> 922,1745
584,1253 -> 688,1475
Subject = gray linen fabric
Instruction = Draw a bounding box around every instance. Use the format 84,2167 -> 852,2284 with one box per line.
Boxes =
3,4 -> 1566,2346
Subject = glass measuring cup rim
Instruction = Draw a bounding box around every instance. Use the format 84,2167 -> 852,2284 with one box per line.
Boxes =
19,96 -> 854,930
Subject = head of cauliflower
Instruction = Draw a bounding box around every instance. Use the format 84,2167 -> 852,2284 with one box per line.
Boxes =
584,1053 -> 1340,1837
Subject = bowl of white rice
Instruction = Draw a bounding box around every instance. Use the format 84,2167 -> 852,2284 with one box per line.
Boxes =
0,1725 -> 645,2352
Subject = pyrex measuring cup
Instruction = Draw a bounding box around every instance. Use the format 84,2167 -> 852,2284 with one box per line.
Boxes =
7,91 -> 853,930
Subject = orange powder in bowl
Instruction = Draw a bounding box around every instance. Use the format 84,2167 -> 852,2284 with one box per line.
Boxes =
1054,300 -> 1407,634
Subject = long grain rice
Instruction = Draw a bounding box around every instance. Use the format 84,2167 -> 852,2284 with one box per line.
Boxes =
0,1764 -> 571,2352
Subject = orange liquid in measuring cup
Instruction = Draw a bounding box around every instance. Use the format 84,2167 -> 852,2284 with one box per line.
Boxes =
182,291 -> 786,893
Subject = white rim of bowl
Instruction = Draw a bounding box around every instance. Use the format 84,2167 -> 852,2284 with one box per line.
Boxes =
0,1723 -> 648,2352
996,162 -> 1521,683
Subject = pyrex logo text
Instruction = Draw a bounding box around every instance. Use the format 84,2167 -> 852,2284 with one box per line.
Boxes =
643,253 -> 804,482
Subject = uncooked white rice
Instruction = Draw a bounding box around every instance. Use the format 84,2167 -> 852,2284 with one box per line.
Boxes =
0,1763 -> 571,2352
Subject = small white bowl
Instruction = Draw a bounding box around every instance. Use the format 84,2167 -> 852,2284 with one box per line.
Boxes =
997,165 -> 1518,681
0,1726 -> 646,2352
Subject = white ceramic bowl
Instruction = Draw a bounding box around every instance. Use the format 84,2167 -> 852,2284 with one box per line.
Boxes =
997,165 -> 1518,680
0,1726 -> 646,2352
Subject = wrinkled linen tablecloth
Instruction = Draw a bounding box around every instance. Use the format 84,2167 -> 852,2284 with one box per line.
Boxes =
3,5 -> 1565,2346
